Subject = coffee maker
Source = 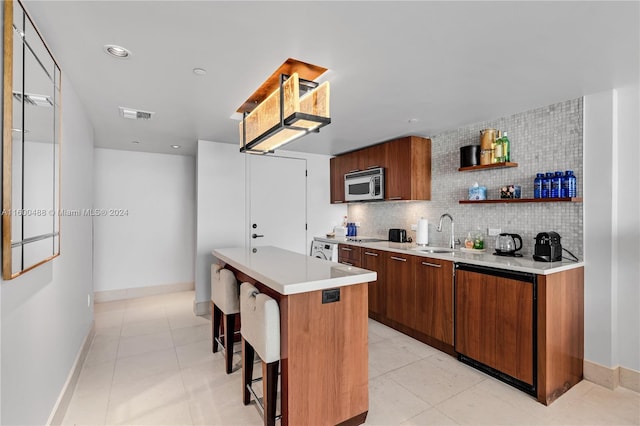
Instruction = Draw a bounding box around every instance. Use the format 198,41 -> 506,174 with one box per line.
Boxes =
533,232 -> 562,262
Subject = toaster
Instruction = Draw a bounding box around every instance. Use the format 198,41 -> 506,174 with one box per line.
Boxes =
533,232 -> 562,262
388,228 -> 408,243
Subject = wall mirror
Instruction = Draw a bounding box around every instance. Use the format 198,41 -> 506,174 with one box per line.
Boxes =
2,0 -> 61,279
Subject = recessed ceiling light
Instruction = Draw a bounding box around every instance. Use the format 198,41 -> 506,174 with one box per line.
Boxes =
192,68 -> 207,76
170,145 -> 181,149
131,140 -> 140,144
104,44 -> 131,58
408,118 -> 419,124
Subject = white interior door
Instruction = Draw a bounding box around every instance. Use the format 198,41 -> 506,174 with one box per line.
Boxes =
248,155 -> 307,254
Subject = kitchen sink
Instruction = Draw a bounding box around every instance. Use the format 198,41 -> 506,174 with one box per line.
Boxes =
411,247 -> 455,254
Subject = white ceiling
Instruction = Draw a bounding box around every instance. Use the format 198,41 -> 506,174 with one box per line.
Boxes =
23,1 -> 639,157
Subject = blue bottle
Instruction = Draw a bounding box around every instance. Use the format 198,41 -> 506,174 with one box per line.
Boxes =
534,173 -> 544,199
542,172 -> 553,198
564,170 -> 577,197
551,171 -> 563,198
347,223 -> 353,236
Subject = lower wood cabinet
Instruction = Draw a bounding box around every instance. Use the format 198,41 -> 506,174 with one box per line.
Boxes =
415,258 -> 454,346
384,252 -> 416,329
337,244 -> 362,267
362,248 -> 386,317
455,266 -> 534,386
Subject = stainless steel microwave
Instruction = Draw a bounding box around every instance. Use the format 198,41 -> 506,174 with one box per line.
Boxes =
344,168 -> 385,202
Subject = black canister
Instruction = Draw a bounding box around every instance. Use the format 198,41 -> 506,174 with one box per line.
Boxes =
460,145 -> 481,167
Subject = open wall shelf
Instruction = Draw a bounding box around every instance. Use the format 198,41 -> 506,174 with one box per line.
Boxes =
458,162 -> 518,172
459,197 -> 583,204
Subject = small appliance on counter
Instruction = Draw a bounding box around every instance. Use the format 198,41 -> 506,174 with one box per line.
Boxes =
494,233 -> 523,257
533,232 -> 562,262
388,228 -> 408,243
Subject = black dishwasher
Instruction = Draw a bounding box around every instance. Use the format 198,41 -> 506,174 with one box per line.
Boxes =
454,263 -> 537,396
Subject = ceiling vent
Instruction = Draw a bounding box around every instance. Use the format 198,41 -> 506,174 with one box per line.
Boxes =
119,106 -> 154,120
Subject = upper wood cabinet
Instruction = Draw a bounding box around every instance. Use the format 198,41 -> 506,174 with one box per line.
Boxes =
329,136 -> 431,203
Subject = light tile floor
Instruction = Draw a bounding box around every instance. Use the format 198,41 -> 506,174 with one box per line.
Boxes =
63,290 -> 640,425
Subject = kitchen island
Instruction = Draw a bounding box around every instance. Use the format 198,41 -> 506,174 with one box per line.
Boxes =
212,246 -> 376,426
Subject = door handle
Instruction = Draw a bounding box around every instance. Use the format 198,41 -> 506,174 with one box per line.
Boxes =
390,256 -> 407,262
421,261 -> 442,268
252,234 -> 264,239
364,252 -> 378,257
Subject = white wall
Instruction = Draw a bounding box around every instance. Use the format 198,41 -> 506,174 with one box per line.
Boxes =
614,84 -> 640,371
1,75 -> 95,425
93,149 -> 196,292
584,86 -> 640,372
195,140 -> 346,305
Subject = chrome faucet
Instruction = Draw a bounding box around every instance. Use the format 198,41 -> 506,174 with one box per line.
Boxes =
436,213 -> 455,249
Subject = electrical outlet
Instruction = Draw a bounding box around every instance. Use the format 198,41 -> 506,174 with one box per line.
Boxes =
410,224 -> 417,231
488,228 -> 501,236
354,222 -> 361,227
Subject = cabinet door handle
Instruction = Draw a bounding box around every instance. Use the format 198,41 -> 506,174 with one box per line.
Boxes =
334,200 -> 344,204
341,247 -> 352,251
388,197 -> 403,200
390,256 -> 407,262
364,252 -> 378,257
341,261 -> 353,266
421,261 -> 442,268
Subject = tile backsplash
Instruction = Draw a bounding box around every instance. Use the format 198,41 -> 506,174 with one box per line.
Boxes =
348,98 -> 583,257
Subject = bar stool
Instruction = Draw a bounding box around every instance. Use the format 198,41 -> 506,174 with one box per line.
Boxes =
240,282 -> 280,426
211,264 -> 240,374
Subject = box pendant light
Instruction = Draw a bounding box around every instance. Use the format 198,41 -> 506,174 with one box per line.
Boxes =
237,58 -> 330,153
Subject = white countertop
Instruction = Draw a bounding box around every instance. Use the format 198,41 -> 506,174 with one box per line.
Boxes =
212,246 -> 377,295
323,238 -> 584,275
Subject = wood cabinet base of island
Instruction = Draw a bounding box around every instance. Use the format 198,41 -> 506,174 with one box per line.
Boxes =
227,265 -> 369,426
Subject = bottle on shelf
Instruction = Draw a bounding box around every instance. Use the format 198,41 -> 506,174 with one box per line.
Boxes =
492,131 -> 504,163
502,131 -> 511,162
564,170 -> 577,197
534,173 -> 544,198
542,172 -> 553,198
551,171 -> 563,198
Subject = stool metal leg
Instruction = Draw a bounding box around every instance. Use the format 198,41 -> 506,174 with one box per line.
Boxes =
223,313 -> 236,374
263,360 -> 279,426
212,302 -> 222,353
242,337 -> 255,405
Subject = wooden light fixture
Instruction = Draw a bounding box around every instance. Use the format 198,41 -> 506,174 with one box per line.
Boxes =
237,58 -> 330,153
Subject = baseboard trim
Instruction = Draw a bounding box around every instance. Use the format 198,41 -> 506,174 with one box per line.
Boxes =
193,299 -> 211,316
584,359 -> 640,393
47,321 -> 95,426
620,366 -> 640,393
94,281 -> 194,303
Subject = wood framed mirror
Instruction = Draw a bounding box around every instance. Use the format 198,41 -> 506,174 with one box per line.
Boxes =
2,0 -> 61,279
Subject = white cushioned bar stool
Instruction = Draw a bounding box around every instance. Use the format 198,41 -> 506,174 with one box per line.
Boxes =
211,264 -> 240,374
240,282 -> 281,426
